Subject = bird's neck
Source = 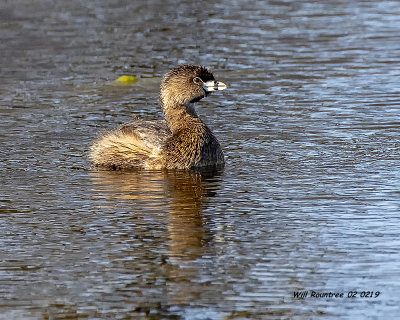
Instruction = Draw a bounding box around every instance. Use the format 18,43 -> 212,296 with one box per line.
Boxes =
161,100 -> 204,134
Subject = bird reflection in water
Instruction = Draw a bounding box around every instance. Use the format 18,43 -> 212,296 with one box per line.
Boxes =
90,168 -> 224,305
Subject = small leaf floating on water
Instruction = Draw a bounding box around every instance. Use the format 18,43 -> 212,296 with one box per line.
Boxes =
114,75 -> 138,84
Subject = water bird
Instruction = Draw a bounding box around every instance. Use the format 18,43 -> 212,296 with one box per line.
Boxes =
90,64 -> 227,170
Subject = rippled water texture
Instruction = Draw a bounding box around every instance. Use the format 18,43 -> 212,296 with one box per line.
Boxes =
1,0 -> 400,319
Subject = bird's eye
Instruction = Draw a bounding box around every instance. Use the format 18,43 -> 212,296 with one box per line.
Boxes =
193,77 -> 203,85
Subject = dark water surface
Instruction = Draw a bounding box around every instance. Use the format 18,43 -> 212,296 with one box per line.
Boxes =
1,0 -> 400,319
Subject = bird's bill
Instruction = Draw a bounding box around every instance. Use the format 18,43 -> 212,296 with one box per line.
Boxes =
202,80 -> 227,92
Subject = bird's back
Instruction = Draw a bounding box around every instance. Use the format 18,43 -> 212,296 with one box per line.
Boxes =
89,119 -> 170,169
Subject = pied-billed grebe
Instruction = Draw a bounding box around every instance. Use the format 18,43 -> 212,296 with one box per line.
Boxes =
89,64 -> 227,170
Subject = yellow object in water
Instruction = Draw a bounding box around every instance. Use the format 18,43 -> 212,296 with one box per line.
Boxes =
115,75 -> 138,84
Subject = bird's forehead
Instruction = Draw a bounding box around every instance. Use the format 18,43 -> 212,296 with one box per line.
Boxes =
196,68 -> 215,81
164,65 -> 215,83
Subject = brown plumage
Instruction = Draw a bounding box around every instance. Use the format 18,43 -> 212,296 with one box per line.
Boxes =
89,64 -> 227,170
